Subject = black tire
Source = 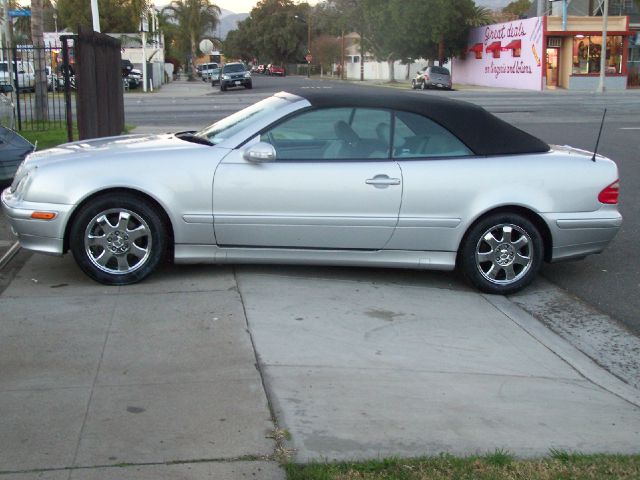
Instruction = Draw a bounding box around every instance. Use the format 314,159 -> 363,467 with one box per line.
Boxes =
459,212 -> 543,295
220,84 -> 227,91
246,82 -> 253,89
69,193 -> 168,285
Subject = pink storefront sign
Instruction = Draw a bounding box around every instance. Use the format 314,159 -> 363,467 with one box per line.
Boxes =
453,17 -> 544,91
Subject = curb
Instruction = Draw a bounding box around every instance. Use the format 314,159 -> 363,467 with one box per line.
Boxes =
0,241 -> 21,270
484,294 -> 640,408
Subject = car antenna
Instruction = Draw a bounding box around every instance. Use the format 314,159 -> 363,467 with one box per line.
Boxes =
591,108 -> 607,162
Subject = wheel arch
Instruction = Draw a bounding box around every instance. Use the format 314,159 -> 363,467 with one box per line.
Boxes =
63,187 -> 175,255
457,205 -> 553,265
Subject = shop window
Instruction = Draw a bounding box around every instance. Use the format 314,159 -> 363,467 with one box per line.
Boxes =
572,35 -> 623,74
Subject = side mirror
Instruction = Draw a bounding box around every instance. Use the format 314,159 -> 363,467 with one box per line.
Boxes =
243,141 -> 276,163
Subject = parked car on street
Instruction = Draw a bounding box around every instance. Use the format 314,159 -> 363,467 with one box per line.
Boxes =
0,60 -> 35,92
0,126 -> 34,183
1,89 -> 621,293
127,69 -> 142,89
209,67 -> 222,86
200,62 -> 219,81
219,62 -> 252,91
253,64 -> 266,74
411,66 -> 452,90
267,64 -> 285,76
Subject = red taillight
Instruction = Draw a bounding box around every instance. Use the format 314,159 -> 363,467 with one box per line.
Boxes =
598,180 -> 619,204
424,74 -> 429,80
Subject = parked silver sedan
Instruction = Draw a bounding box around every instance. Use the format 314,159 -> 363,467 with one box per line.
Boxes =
1,89 -> 621,294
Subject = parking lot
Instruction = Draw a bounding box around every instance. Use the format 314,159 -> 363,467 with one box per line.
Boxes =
1,76 -> 639,479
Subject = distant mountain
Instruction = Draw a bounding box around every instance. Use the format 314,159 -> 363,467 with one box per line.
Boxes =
476,0 -> 512,9
217,8 -> 249,40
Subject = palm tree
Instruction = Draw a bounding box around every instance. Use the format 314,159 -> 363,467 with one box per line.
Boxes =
162,0 -> 221,79
467,5 -> 494,27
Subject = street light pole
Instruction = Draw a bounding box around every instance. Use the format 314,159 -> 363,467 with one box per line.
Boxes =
597,0 -> 609,93
307,15 -> 311,78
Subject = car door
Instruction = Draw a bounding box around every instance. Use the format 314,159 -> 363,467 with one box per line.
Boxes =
213,107 -> 402,250
385,110 -> 475,252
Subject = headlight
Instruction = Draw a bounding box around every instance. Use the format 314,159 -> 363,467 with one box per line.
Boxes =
11,166 -> 35,198
222,74 -> 230,80
244,72 -> 251,78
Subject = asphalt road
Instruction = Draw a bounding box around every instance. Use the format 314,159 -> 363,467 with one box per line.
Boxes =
124,75 -> 640,333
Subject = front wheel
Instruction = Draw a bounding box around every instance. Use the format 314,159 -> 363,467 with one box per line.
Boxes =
69,194 -> 168,285
459,213 -> 543,295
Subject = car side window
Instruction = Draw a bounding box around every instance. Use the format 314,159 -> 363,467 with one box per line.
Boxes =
261,107 -> 391,160
393,111 -> 472,158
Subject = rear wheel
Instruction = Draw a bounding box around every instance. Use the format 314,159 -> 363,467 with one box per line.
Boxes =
69,194 -> 168,285
459,212 -> 543,295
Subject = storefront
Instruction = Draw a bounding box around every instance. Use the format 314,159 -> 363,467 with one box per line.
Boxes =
453,15 -> 633,91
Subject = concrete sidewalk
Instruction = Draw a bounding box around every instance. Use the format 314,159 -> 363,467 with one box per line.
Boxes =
1,254 -> 638,479
236,266 -> 640,461
0,255 -> 284,479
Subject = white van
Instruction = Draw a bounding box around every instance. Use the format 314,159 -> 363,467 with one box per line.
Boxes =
199,62 -> 219,80
0,61 -> 36,92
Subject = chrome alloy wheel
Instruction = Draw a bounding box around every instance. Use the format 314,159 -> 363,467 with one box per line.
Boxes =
475,223 -> 533,285
84,208 -> 152,275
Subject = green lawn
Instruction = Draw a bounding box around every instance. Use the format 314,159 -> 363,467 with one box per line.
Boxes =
18,124 -> 133,150
285,451 -> 640,480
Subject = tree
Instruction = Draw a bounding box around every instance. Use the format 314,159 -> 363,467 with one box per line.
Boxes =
31,0 -> 48,121
56,0 -> 147,33
223,0 -> 307,66
502,0 -> 532,18
162,0 -> 221,78
311,34 -> 341,75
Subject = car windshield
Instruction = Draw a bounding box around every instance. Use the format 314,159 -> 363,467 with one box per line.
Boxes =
430,66 -> 450,75
223,64 -> 246,73
195,95 -> 290,145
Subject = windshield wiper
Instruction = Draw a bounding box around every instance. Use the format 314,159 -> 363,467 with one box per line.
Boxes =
175,132 -> 214,146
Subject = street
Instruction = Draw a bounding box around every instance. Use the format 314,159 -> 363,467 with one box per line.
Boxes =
126,75 -> 640,334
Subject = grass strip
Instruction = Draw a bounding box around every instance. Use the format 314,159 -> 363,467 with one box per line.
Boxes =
19,124 -> 134,150
285,451 -> 640,480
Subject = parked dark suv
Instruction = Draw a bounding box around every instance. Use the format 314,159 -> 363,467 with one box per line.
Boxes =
220,63 -> 252,91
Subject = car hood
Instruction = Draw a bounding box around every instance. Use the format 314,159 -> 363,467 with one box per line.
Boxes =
20,133 -> 211,169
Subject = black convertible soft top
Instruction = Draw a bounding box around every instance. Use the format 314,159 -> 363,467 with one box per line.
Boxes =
280,88 -> 550,156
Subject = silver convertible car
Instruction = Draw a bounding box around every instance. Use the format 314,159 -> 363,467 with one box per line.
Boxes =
2,89 -> 621,294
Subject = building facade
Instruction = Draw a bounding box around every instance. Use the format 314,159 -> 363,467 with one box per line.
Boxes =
453,5 -> 635,90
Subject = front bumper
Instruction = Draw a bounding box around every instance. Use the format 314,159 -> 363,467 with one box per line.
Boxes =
221,78 -> 251,88
1,187 -> 73,255
544,207 -> 622,261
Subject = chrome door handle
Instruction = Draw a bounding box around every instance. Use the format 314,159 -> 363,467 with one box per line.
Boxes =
366,175 -> 401,187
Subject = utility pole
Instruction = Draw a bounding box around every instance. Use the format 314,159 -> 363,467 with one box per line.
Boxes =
91,0 -> 101,32
597,0 -> 609,93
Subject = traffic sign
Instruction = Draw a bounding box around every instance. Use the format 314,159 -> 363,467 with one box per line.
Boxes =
9,9 -> 31,17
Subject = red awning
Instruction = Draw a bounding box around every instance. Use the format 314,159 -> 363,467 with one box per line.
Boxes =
502,39 -> 522,51
486,41 -> 502,52
468,43 -> 483,53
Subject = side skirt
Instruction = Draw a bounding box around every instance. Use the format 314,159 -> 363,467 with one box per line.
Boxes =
174,245 -> 456,271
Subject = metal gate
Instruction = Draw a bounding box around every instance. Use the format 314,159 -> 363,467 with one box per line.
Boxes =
1,28 -> 124,142
75,27 -> 124,140
0,42 -> 74,132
